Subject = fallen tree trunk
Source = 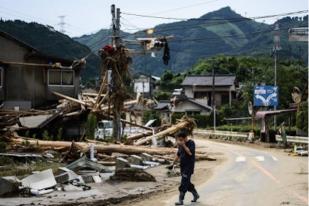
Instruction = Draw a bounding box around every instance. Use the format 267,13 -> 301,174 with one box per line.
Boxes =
11,138 -> 177,155
99,114 -> 153,131
126,131 -> 153,141
134,117 -> 196,145
10,137 -> 206,156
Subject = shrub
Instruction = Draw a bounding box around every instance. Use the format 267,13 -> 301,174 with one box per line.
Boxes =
42,130 -> 50,140
56,127 -> 63,141
86,113 -> 97,139
296,102 -> 308,134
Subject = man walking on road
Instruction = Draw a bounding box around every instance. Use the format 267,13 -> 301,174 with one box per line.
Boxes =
172,130 -> 199,205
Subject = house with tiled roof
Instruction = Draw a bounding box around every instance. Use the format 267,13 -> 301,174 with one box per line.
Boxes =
181,75 -> 238,107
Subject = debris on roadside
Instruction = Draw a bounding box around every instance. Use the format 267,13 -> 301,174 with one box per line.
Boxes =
0,86 -> 216,201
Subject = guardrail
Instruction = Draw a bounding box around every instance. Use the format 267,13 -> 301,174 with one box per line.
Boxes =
194,129 -> 248,138
275,135 -> 308,144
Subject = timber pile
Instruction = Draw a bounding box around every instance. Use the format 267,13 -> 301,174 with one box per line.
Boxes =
0,91 -> 153,132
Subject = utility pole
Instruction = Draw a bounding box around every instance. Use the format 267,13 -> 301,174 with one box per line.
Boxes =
212,66 -> 216,131
273,23 -> 281,128
110,4 -> 122,141
111,5 -> 121,47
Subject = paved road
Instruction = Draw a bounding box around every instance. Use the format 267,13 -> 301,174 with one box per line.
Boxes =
163,139 -> 308,206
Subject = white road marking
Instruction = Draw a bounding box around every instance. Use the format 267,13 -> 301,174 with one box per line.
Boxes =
255,156 -> 265,162
235,156 -> 246,162
272,156 -> 278,161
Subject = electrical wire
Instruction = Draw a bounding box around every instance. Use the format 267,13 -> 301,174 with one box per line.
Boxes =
122,10 -> 308,22
122,10 -> 308,34
149,0 -> 221,15
120,10 -> 308,38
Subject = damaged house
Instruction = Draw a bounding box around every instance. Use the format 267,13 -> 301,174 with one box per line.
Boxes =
0,31 -> 83,110
181,75 -> 238,107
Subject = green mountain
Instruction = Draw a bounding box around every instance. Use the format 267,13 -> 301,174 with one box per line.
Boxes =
75,7 -> 308,75
0,19 -> 101,80
76,29 -> 131,52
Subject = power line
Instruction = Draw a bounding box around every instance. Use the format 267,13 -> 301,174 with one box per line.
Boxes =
120,17 -> 146,31
148,12 -> 308,35
170,26 -> 292,42
120,10 -> 308,37
122,10 -> 308,21
149,0 -> 221,15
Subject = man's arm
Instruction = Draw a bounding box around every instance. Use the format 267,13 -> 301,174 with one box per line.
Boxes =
173,155 -> 179,165
182,141 -> 195,156
182,144 -> 192,156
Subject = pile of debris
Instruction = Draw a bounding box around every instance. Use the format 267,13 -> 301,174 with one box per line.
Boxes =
0,83 -> 215,200
0,145 -> 172,197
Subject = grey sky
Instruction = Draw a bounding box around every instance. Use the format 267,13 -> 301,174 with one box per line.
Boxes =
0,0 -> 308,37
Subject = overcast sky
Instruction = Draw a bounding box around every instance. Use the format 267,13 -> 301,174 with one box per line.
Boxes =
0,0 -> 308,37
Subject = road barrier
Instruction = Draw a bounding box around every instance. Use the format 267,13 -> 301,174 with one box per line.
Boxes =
275,135 -> 308,144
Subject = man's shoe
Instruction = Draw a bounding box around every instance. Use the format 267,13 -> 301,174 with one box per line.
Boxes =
175,192 -> 185,205
175,200 -> 184,205
191,191 -> 200,202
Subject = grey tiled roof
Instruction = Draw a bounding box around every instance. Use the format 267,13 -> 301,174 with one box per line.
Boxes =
181,75 -> 236,86
154,101 -> 170,110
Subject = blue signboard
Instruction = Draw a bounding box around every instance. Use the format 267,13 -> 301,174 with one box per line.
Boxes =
254,86 -> 278,107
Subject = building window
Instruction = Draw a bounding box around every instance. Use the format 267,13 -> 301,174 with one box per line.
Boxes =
48,69 -> 74,86
194,92 -> 208,99
221,93 -> 230,105
186,111 -> 200,116
0,67 -> 3,88
62,70 -> 74,85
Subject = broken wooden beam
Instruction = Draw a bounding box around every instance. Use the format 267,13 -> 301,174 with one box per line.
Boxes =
126,131 -> 153,141
134,117 -> 196,145
52,91 -> 90,107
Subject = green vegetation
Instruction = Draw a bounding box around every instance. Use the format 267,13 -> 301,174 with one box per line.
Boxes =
163,55 -> 307,109
56,127 -> 63,141
85,113 -> 97,139
215,125 -> 297,136
159,55 -> 307,132
143,110 -> 161,127
42,130 -> 50,140
296,102 -> 308,133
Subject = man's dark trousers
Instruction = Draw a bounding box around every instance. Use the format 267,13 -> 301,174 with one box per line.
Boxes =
179,173 -> 197,194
